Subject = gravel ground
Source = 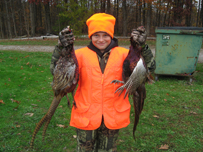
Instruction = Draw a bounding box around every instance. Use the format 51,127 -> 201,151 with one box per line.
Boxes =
0,45 -> 203,63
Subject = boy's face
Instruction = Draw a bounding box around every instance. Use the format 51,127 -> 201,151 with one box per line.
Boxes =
91,32 -> 111,52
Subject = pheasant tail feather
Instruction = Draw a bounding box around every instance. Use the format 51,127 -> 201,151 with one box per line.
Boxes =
132,84 -> 146,139
30,95 -> 62,148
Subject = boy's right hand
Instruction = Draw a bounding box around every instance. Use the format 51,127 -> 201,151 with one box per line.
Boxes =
58,26 -> 75,47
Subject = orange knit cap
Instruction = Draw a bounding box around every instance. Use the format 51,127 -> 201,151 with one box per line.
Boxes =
86,13 -> 116,38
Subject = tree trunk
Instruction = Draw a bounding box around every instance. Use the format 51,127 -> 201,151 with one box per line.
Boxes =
30,2 -> 36,36
143,1 -> 146,27
138,0 -> 141,26
17,0 -> 23,36
10,0 -> 17,37
0,15 -> 4,38
173,0 -> 184,25
4,0 -> 12,38
115,0 -> 119,34
135,1 -> 138,27
44,2 -> 51,34
147,2 -> 151,36
107,0 -> 110,14
163,1 -> 169,27
0,0 -> 5,38
122,0 -> 127,36
188,0 -> 192,26
100,0 -> 105,12
196,0 -> 201,26
22,1 -> 30,37
158,10 -> 161,27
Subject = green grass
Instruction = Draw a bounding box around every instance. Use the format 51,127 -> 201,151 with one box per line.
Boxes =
0,51 -> 203,152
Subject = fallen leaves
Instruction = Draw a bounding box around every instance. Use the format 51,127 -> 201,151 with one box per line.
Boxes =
190,111 -> 197,115
56,124 -> 68,128
159,144 -> 169,150
10,99 -> 20,104
31,104 -> 38,107
73,135 -> 77,138
10,99 -> 21,110
0,99 -> 5,104
24,113 -> 34,117
153,115 -> 159,118
119,139 -> 124,143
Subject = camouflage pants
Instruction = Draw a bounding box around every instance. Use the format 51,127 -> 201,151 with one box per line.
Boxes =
76,120 -> 119,152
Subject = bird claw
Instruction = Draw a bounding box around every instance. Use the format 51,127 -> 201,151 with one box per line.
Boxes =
111,80 -> 124,85
115,86 -> 125,96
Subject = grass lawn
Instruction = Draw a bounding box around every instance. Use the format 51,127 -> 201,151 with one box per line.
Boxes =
0,50 -> 203,152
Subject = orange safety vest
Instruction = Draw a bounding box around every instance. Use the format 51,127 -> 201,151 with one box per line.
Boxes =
70,46 -> 131,130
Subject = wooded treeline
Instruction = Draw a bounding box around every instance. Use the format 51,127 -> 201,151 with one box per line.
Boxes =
0,0 -> 202,39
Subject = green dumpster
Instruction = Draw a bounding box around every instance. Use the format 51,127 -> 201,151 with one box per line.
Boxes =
154,27 -> 203,81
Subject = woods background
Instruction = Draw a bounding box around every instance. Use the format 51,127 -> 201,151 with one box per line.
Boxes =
0,0 -> 203,39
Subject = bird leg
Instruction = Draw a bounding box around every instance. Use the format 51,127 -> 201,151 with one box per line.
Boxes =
147,72 -> 155,84
111,80 -> 126,96
71,90 -> 77,108
65,94 -> 71,109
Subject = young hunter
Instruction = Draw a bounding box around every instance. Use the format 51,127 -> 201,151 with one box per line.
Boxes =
50,13 -> 156,152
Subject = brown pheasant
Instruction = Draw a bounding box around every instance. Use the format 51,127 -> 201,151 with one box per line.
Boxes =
111,35 -> 153,139
30,28 -> 79,148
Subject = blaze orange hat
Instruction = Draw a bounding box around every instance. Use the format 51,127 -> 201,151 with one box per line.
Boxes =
86,13 -> 116,38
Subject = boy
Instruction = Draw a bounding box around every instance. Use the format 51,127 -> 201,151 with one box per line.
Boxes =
50,13 -> 155,152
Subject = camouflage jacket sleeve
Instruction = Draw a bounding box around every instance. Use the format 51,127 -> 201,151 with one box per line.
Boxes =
141,44 -> 156,73
50,45 -> 62,75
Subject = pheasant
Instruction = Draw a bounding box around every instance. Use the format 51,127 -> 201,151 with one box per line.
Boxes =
30,28 -> 79,148
111,35 -> 153,139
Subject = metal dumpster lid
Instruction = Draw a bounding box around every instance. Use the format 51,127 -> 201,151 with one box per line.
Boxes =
155,27 -> 203,35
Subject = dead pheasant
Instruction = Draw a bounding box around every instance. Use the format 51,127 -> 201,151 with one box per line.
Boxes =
30,28 -> 79,148
111,36 -> 153,139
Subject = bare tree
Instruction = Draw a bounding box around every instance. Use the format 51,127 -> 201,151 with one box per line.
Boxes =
201,0 -> 203,26
143,0 -> 146,27
138,0 -> 141,26
146,2 -> 152,36
122,0 -> 127,36
107,0 -> 110,14
186,0 -> 193,26
30,2 -> 36,36
10,0 -> 17,37
196,0 -> 201,26
22,1 -> 30,37
163,0 -> 170,27
100,0 -> 105,12
44,1 -> 51,34
4,0 -> 12,38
